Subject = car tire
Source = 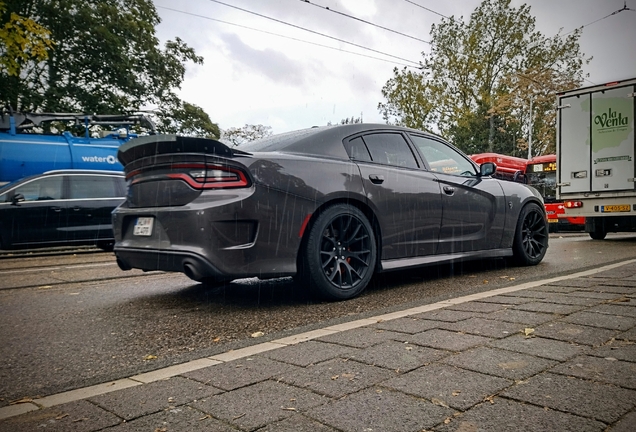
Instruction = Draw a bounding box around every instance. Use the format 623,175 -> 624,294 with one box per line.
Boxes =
512,202 -> 548,266
302,204 -> 376,300
589,228 -> 607,240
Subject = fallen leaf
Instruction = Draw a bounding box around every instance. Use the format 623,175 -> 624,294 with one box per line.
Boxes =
9,398 -> 34,405
444,417 -> 452,424
331,375 -> 339,380
523,328 -> 535,337
212,337 -> 221,342
498,361 -> 528,370
484,395 -> 495,404
38,285 -> 53,290
144,355 -> 157,360
199,415 -> 211,420
452,390 -> 461,396
405,346 -> 413,351
232,413 -> 246,420
377,319 -> 385,323
55,413 -> 69,420
251,331 -> 264,338
282,407 -> 297,411
509,277 -> 516,281
483,280 -> 489,284
154,428 -> 167,432
608,297 -> 630,303
431,398 -> 449,408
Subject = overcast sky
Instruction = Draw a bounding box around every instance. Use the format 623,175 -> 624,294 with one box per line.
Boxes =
152,0 -> 636,134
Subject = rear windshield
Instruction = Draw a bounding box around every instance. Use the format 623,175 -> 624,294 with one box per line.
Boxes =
241,127 -> 324,152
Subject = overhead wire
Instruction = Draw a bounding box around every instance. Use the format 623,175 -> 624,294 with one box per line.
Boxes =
299,0 -> 432,44
400,0 -> 448,19
156,5 -> 418,67
206,0 -> 422,66
562,1 -> 635,35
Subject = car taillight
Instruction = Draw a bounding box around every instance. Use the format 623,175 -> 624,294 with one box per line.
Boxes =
564,201 -> 583,208
126,163 -> 250,189
167,164 -> 249,189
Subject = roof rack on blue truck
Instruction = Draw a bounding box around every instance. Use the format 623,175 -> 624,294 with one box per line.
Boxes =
0,110 -> 155,185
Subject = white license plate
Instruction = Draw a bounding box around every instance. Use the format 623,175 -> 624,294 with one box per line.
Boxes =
133,217 -> 154,236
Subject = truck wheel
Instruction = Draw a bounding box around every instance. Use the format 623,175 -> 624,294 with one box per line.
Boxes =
302,204 -> 376,300
512,203 -> 548,266
589,229 -> 607,240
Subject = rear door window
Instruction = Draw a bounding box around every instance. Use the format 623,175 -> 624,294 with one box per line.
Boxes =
68,175 -> 122,199
361,133 -> 419,168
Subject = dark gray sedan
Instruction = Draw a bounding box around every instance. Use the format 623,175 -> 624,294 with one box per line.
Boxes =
113,124 -> 548,300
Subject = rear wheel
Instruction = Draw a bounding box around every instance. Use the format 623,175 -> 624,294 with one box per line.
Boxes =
302,204 -> 376,300
589,228 -> 607,240
512,202 -> 548,266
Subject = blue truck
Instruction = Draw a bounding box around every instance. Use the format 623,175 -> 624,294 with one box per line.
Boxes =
0,111 -> 155,185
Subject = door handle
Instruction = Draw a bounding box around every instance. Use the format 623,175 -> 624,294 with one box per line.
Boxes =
72,206 -> 81,211
443,186 -> 455,195
51,207 -> 62,212
369,174 -> 384,184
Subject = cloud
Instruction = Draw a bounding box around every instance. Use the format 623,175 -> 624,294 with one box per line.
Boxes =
219,33 -> 308,87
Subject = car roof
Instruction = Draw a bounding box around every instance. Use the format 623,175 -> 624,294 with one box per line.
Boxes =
241,123 -> 443,158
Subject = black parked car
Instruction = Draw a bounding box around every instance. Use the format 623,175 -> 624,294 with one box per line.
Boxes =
113,124 -> 548,300
0,170 -> 125,250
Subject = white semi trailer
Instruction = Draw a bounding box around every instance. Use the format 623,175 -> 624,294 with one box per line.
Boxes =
556,78 -> 636,240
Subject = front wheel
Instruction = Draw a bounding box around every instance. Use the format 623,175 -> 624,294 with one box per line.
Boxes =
302,204 -> 376,300
512,203 -> 548,266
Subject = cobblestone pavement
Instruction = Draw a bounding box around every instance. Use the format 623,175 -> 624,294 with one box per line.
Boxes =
1,260 -> 635,432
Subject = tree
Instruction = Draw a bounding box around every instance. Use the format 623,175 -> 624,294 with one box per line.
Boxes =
0,1 -> 53,77
378,0 -> 588,155
222,124 -> 273,147
0,0 -> 216,136
155,101 -> 220,138
327,116 -> 363,126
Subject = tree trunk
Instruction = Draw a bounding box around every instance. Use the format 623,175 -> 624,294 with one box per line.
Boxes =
488,112 -> 495,153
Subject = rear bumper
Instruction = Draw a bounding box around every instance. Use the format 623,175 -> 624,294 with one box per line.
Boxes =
111,186 -> 309,280
114,247 -> 224,281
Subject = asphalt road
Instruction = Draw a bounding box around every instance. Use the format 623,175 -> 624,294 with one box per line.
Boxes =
1,233 -> 636,407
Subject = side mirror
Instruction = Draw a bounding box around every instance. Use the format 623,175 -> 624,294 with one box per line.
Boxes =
11,193 -> 25,205
480,162 -> 496,177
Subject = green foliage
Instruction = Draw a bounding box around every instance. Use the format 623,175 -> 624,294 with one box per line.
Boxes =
0,1 -> 53,76
378,67 -> 433,132
222,124 -> 273,147
0,0 -> 216,137
156,101 -> 220,139
378,0 -> 588,156
327,116 -> 363,125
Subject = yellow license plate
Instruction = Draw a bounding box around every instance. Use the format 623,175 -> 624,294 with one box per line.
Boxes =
601,205 -> 631,213
548,219 -> 558,223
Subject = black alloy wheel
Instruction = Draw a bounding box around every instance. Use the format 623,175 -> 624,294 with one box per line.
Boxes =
303,204 -> 376,300
512,202 -> 548,266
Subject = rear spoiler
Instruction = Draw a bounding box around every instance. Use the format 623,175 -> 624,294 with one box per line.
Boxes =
117,135 -> 251,167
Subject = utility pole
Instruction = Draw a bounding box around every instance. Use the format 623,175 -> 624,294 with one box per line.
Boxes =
528,96 -> 533,159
